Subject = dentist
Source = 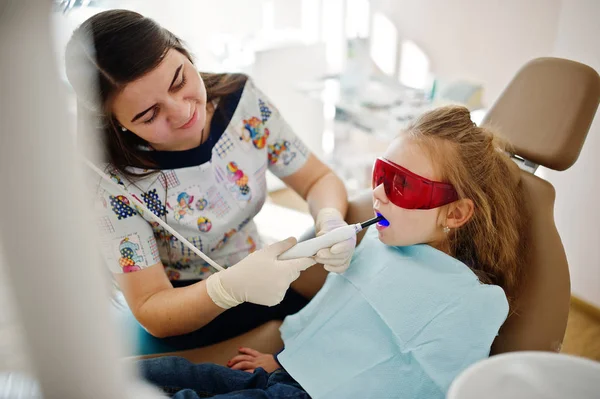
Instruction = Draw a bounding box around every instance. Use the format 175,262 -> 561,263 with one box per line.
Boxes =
65,9 -> 354,351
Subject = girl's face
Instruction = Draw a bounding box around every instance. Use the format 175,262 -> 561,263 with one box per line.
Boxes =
373,136 -> 448,248
112,49 -> 208,151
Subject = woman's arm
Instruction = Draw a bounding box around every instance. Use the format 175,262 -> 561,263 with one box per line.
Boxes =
281,154 -> 348,220
282,154 -> 352,296
115,237 -> 314,338
115,263 -> 224,338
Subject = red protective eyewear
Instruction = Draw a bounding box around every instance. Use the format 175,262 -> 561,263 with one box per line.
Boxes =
372,157 -> 459,210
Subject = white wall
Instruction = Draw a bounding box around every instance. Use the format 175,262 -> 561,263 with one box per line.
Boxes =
53,0 -> 270,74
539,0 -> 600,307
372,0 -> 562,106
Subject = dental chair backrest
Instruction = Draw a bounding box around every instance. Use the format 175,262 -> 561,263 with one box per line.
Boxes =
480,57 -> 600,354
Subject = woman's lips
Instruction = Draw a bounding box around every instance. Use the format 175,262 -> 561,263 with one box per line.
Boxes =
180,108 -> 198,129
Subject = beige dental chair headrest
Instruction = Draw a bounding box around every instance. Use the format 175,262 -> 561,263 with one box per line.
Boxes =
482,57 -> 600,171
481,57 -> 600,354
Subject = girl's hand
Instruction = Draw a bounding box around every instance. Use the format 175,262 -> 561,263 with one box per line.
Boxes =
227,347 -> 281,373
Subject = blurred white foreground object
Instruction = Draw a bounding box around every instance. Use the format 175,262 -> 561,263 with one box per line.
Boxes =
0,1 -> 163,398
447,351 -> 600,399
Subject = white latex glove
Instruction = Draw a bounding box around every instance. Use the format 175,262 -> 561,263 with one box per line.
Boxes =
206,237 -> 316,309
313,208 -> 356,273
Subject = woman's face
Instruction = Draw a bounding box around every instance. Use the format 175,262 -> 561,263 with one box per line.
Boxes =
112,49 -> 207,151
373,136 -> 447,247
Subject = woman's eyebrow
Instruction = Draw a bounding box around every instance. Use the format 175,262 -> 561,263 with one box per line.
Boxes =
169,64 -> 183,89
131,105 -> 155,123
131,64 -> 184,122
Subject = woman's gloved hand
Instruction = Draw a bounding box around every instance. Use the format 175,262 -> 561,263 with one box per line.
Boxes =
314,208 -> 356,274
206,238 -> 316,309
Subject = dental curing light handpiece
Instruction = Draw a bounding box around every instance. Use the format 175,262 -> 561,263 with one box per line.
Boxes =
278,216 -> 384,260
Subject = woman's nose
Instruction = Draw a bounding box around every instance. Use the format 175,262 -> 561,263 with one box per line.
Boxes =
166,98 -> 190,127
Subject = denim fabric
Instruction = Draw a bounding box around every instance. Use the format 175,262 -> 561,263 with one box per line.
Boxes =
138,356 -> 310,399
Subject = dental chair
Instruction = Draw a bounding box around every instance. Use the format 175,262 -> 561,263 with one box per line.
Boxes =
149,57 -> 600,365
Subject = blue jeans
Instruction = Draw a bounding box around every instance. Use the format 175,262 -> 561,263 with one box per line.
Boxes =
138,356 -> 310,398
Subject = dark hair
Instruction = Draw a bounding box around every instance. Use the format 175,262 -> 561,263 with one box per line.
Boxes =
65,9 -> 246,179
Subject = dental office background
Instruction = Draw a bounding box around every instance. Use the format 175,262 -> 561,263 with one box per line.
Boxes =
2,0 -> 599,372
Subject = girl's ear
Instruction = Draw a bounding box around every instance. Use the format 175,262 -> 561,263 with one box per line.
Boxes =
445,199 -> 474,229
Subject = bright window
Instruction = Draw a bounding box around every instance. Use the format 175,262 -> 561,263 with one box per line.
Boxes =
370,12 -> 397,76
398,40 -> 430,89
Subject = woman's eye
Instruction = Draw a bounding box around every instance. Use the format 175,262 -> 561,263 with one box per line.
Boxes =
175,73 -> 187,90
143,108 -> 158,124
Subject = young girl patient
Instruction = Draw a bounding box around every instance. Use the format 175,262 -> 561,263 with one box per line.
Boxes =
138,106 -> 527,398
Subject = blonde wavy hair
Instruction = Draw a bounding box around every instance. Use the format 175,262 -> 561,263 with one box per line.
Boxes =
405,106 -> 528,309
